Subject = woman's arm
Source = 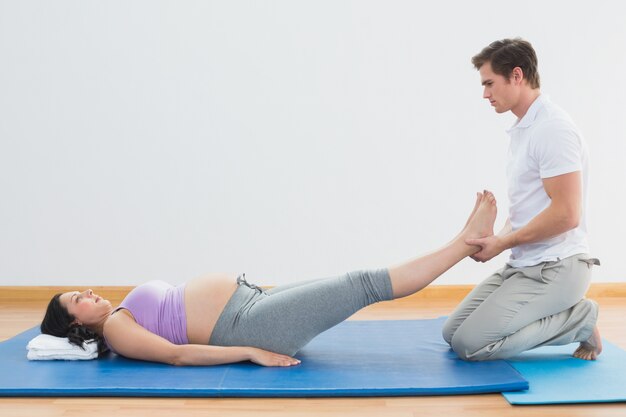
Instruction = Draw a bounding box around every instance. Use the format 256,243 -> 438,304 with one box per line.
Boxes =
104,313 -> 300,367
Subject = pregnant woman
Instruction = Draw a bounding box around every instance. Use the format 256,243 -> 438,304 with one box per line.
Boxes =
41,192 -> 497,367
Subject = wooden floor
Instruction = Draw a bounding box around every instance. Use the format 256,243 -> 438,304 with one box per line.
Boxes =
1,286 -> 625,417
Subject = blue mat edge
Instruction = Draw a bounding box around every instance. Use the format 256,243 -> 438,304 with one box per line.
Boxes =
0,383 -> 529,398
503,390 -> 626,404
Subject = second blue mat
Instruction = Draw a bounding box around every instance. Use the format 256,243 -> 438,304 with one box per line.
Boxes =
503,340 -> 626,404
0,318 -> 527,397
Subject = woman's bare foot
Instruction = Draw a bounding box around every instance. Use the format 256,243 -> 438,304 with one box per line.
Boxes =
573,326 -> 603,360
461,190 -> 497,241
463,192 -> 482,229
449,192 -> 482,243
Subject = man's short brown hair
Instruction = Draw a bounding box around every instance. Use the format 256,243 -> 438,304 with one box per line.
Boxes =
472,38 -> 540,89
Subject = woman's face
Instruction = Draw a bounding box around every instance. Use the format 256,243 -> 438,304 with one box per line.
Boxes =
59,289 -> 112,326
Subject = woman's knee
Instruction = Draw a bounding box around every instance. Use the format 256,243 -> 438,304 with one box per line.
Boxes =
346,269 -> 394,304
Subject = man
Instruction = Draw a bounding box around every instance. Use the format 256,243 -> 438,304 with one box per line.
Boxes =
442,38 -> 601,361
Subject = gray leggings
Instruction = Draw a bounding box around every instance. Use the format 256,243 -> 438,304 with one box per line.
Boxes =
208,269 -> 394,356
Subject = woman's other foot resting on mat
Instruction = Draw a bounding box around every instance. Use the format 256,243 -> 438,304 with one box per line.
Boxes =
40,191 -> 496,367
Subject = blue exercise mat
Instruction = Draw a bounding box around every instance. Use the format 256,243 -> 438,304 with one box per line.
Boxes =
503,340 -> 626,404
0,318 -> 527,397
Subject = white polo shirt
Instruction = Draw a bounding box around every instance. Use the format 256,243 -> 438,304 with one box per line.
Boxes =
506,94 -> 590,268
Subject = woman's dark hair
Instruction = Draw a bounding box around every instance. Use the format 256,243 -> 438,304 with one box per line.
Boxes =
471,38 -> 541,89
41,293 -> 107,355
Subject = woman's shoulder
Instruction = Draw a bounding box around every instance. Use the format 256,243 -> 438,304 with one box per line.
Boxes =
105,308 -> 136,332
103,308 -> 140,350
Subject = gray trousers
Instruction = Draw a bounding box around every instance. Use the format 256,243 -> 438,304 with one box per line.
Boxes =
442,253 -> 600,361
209,269 -> 394,356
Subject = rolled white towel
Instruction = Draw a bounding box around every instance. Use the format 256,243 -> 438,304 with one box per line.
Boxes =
26,333 -> 99,360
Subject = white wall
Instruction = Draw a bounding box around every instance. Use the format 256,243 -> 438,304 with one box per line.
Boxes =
1,0 -> 624,286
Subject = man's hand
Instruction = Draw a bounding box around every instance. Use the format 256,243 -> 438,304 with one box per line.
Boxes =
466,235 -> 507,262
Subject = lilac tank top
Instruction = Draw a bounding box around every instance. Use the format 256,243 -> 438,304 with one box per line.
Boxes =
109,280 -> 188,349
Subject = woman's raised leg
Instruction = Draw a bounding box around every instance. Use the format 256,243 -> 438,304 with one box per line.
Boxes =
211,191 -> 497,356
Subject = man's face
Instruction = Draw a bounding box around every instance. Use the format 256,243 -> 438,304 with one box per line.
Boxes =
479,62 -> 519,114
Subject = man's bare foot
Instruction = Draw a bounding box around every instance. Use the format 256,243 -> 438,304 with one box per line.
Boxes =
573,326 -> 603,360
461,190 -> 497,241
